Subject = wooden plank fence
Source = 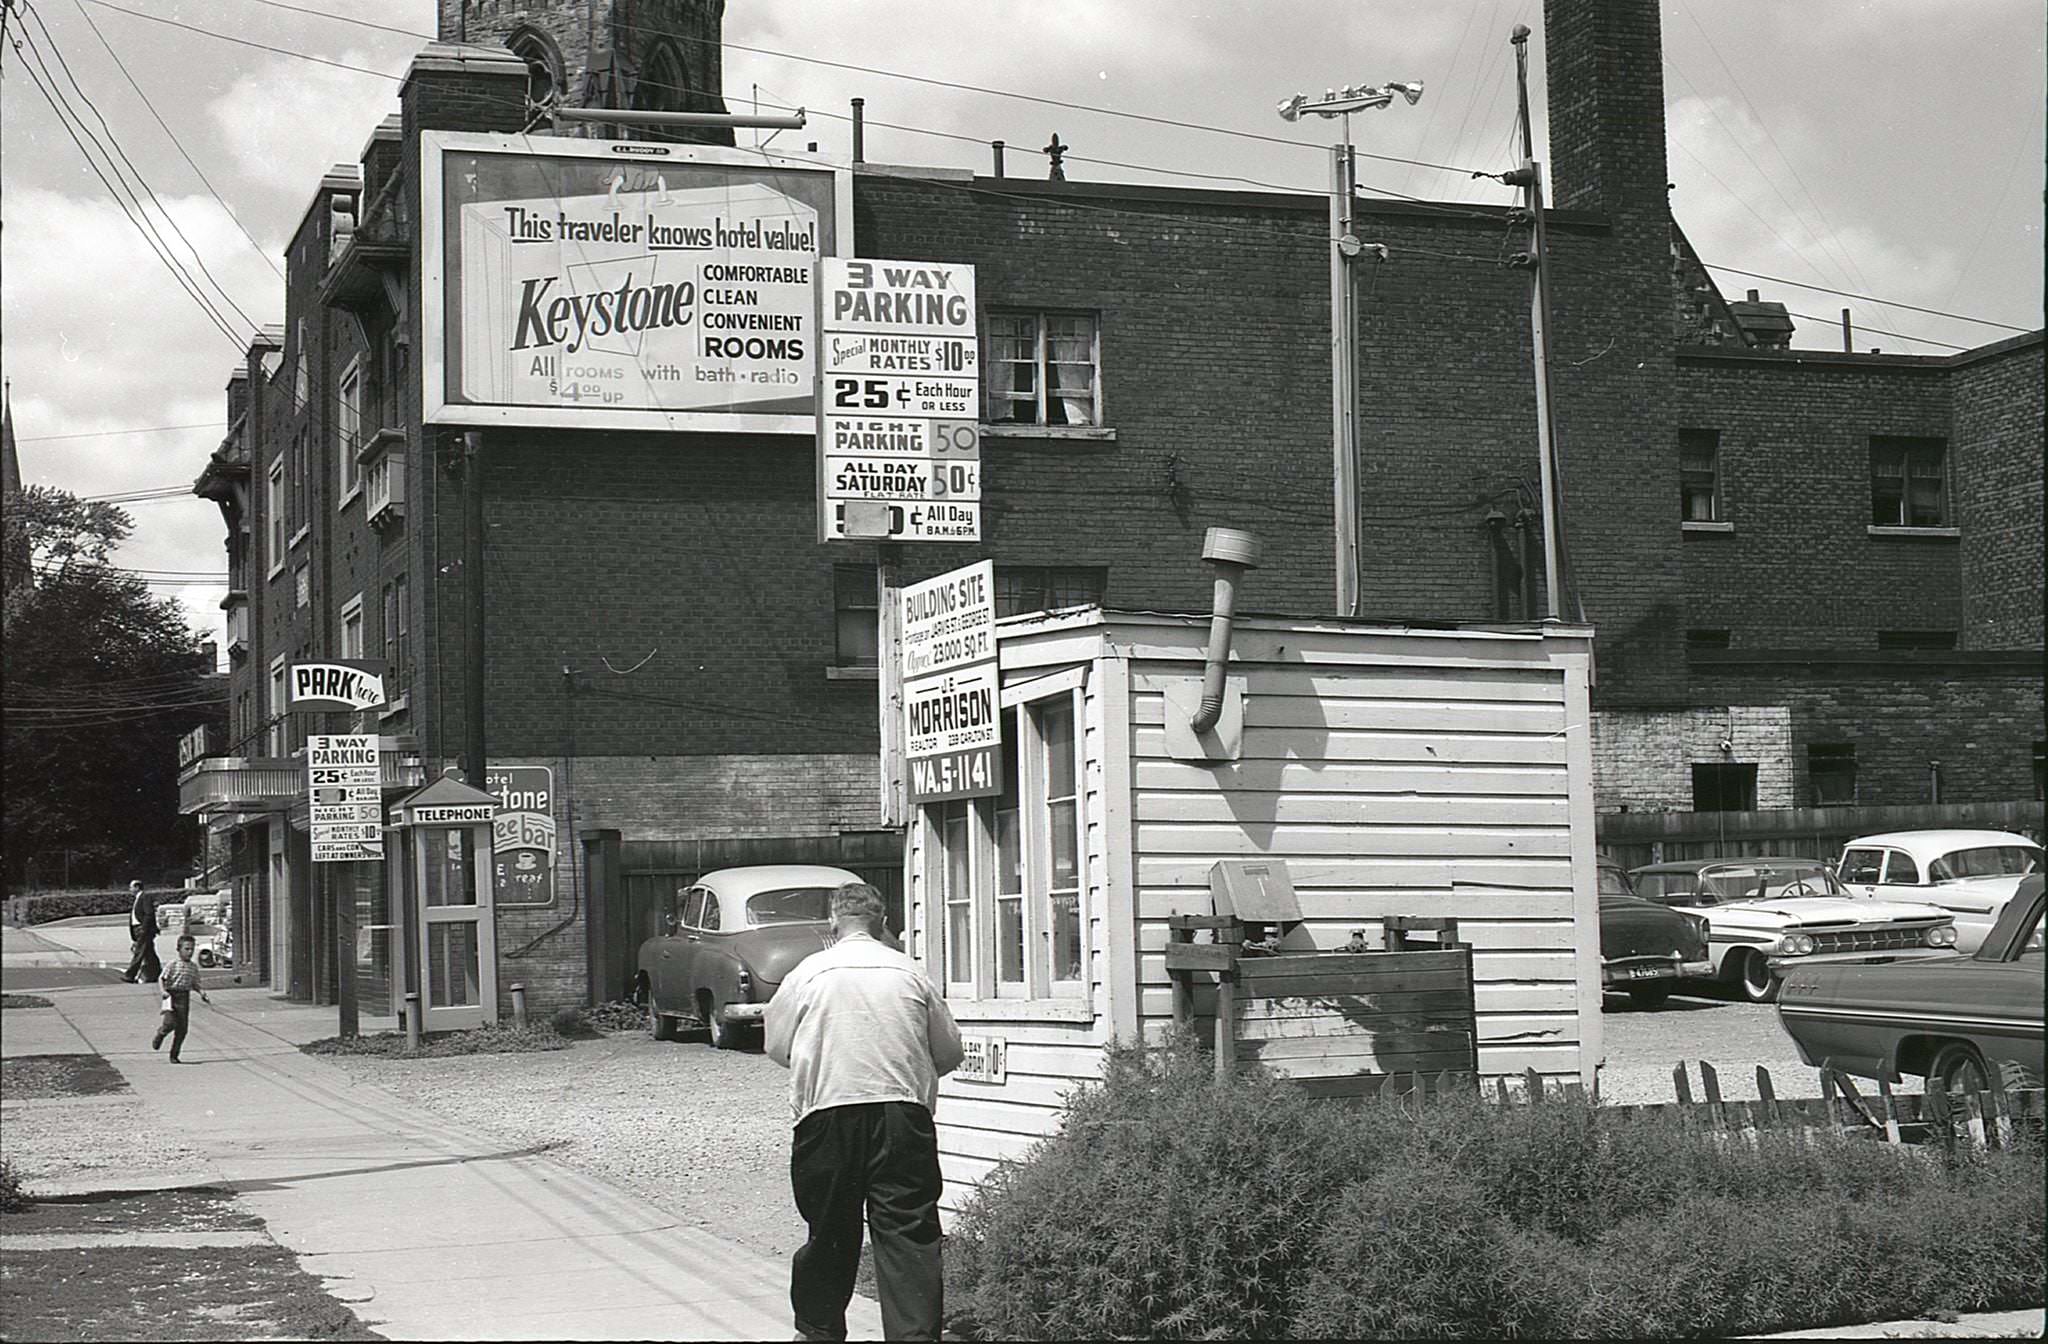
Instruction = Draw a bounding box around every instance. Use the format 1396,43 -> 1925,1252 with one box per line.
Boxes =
1318,1059 -> 2045,1152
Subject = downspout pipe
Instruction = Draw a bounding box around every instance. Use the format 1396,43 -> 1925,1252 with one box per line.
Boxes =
1191,527 -> 1261,734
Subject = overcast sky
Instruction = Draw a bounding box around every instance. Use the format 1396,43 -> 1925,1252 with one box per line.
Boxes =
4,0 -> 2042,650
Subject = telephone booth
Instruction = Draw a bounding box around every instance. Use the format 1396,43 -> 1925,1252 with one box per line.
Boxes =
387,774 -> 500,1031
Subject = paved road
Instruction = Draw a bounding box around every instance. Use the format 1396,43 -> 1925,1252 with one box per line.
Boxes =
3,965 -> 131,991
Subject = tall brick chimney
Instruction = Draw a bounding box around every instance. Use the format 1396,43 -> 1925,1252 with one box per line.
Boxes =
1543,0 -> 1672,224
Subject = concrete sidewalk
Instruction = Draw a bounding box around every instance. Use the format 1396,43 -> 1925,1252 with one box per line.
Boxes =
3,918 -> 136,970
12,984 -> 884,1340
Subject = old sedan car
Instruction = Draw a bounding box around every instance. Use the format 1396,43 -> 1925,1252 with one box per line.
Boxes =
1777,874 -> 2043,1092
1837,829 -> 2041,955
637,864 -> 874,1049
1598,861 -> 1713,1009
1629,857 -> 1958,1003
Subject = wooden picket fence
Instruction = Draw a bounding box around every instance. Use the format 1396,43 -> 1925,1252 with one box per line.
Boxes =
1323,1061 -> 2045,1152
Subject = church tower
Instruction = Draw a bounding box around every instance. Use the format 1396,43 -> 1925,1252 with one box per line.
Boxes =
439,1 -> 734,145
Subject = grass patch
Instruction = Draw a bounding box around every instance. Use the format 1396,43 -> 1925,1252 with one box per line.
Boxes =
947,1032 -> 2047,1341
299,1023 -> 568,1059
1,993 -> 54,1009
0,1054 -> 130,1099
1,1186 -> 260,1235
0,1244 -> 384,1340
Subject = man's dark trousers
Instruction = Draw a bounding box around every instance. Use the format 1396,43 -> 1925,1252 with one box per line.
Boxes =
790,1100 -> 943,1342
124,930 -> 161,984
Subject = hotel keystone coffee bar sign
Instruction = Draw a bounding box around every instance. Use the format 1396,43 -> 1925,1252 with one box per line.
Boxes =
817,259 -> 981,542
421,131 -> 853,434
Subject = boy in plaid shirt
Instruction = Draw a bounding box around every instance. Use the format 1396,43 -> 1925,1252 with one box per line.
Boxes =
153,934 -> 210,1063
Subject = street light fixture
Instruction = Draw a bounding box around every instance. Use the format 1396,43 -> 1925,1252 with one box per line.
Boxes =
1275,79 -> 1422,617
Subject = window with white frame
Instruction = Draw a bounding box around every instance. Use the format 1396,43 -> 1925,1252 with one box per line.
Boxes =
986,311 -> 1100,426
339,593 -> 365,660
266,458 -> 285,575
923,669 -> 1089,1002
337,359 -> 362,503
1871,437 -> 1947,527
267,656 -> 288,756
1679,428 -> 1720,522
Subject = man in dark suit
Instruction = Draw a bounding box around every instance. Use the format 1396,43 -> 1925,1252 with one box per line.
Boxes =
121,881 -> 161,985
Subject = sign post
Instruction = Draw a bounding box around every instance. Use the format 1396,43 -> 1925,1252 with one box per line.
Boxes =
817,259 -> 981,542
900,560 -> 1000,805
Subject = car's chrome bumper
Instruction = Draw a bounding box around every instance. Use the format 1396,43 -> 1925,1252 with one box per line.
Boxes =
1767,947 -> 1957,973
1603,958 -> 1714,985
721,1002 -> 767,1023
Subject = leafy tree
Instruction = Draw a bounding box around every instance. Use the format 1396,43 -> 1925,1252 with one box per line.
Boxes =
3,485 -> 225,889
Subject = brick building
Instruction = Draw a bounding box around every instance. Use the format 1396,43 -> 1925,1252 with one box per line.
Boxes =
182,0 -> 2042,1016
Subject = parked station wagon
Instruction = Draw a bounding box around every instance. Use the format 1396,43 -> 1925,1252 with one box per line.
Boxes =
1778,875 -> 2044,1092
1837,830 -> 2041,955
1629,857 -> 1958,1003
636,864 -> 878,1049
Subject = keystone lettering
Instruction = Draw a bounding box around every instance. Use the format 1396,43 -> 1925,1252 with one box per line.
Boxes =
511,274 -> 696,354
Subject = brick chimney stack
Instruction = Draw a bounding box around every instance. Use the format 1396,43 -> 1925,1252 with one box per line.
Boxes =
1543,0 -> 1672,224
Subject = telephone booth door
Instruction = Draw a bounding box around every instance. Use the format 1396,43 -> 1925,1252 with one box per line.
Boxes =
415,822 -> 497,1030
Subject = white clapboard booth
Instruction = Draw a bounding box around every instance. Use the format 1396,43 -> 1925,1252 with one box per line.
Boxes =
903,607 -> 1600,1215
385,774 -> 501,1032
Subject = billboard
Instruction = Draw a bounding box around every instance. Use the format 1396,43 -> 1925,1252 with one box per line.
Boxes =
485,765 -> 556,908
422,132 -> 853,434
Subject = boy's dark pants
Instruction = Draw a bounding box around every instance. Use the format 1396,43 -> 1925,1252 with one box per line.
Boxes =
789,1100 -> 943,1342
153,990 -> 190,1060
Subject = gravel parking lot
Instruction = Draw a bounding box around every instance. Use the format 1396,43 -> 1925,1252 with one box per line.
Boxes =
318,1028 -> 809,1260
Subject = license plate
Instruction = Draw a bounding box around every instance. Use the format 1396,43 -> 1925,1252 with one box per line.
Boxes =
1627,965 -> 1675,980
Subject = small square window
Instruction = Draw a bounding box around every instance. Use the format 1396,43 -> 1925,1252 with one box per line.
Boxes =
833,565 -> 879,668
1685,628 -> 1731,651
986,311 -> 1101,426
1808,743 -> 1856,807
1679,429 -> 1719,523
1692,762 -> 1757,812
1871,437 -> 1947,527
1876,630 -> 1956,651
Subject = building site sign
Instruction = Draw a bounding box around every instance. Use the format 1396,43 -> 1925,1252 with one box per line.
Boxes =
486,765 -> 556,908
818,259 -> 980,541
423,132 -> 852,434
307,735 -> 383,863
900,561 -> 1000,804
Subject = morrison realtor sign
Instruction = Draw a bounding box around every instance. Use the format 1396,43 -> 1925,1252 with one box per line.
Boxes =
421,132 -> 853,434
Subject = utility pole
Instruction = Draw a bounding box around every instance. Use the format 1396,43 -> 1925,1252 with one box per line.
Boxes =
877,544 -> 906,827
1505,26 -> 1566,621
1277,81 -> 1422,617
461,431 -> 487,789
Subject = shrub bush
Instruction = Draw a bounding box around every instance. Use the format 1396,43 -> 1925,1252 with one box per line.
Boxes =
549,1006 -> 587,1037
948,1035 -> 2048,1341
300,1023 -> 568,1059
584,999 -> 648,1033
0,1160 -> 29,1213
16,887 -> 184,926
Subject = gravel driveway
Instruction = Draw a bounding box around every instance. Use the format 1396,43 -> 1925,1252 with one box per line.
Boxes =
317,1028 -> 810,1260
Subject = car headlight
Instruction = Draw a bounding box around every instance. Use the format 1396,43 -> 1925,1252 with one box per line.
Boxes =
1775,933 -> 1815,956
1924,926 -> 1957,948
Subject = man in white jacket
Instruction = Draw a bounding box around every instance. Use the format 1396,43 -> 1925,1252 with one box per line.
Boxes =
765,882 -> 964,1342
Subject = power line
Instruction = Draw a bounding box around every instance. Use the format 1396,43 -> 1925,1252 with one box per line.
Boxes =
17,421 -> 225,443
3,27 -> 249,350
18,2 -> 262,333
1702,265 -> 2033,333
68,0 -> 285,280
1780,313 -> 1965,353
81,0 -> 405,83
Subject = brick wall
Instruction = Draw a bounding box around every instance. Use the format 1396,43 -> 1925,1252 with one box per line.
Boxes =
1593,705 -> 1794,812
1953,336 -> 2045,648
1693,660 -> 2039,805
1672,350 -> 1958,647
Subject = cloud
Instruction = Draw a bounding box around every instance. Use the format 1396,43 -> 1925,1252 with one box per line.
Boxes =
207,52 -> 400,197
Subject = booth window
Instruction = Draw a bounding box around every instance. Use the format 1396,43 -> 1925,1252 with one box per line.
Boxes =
924,670 -> 1089,1002
987,312 -> 1100,426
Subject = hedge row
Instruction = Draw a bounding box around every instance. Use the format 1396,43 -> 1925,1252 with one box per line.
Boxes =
946,1034 -> 2045,1340
9,888 -> 188,926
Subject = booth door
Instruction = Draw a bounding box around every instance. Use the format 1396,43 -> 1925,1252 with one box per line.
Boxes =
416,827 -> 498,1030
